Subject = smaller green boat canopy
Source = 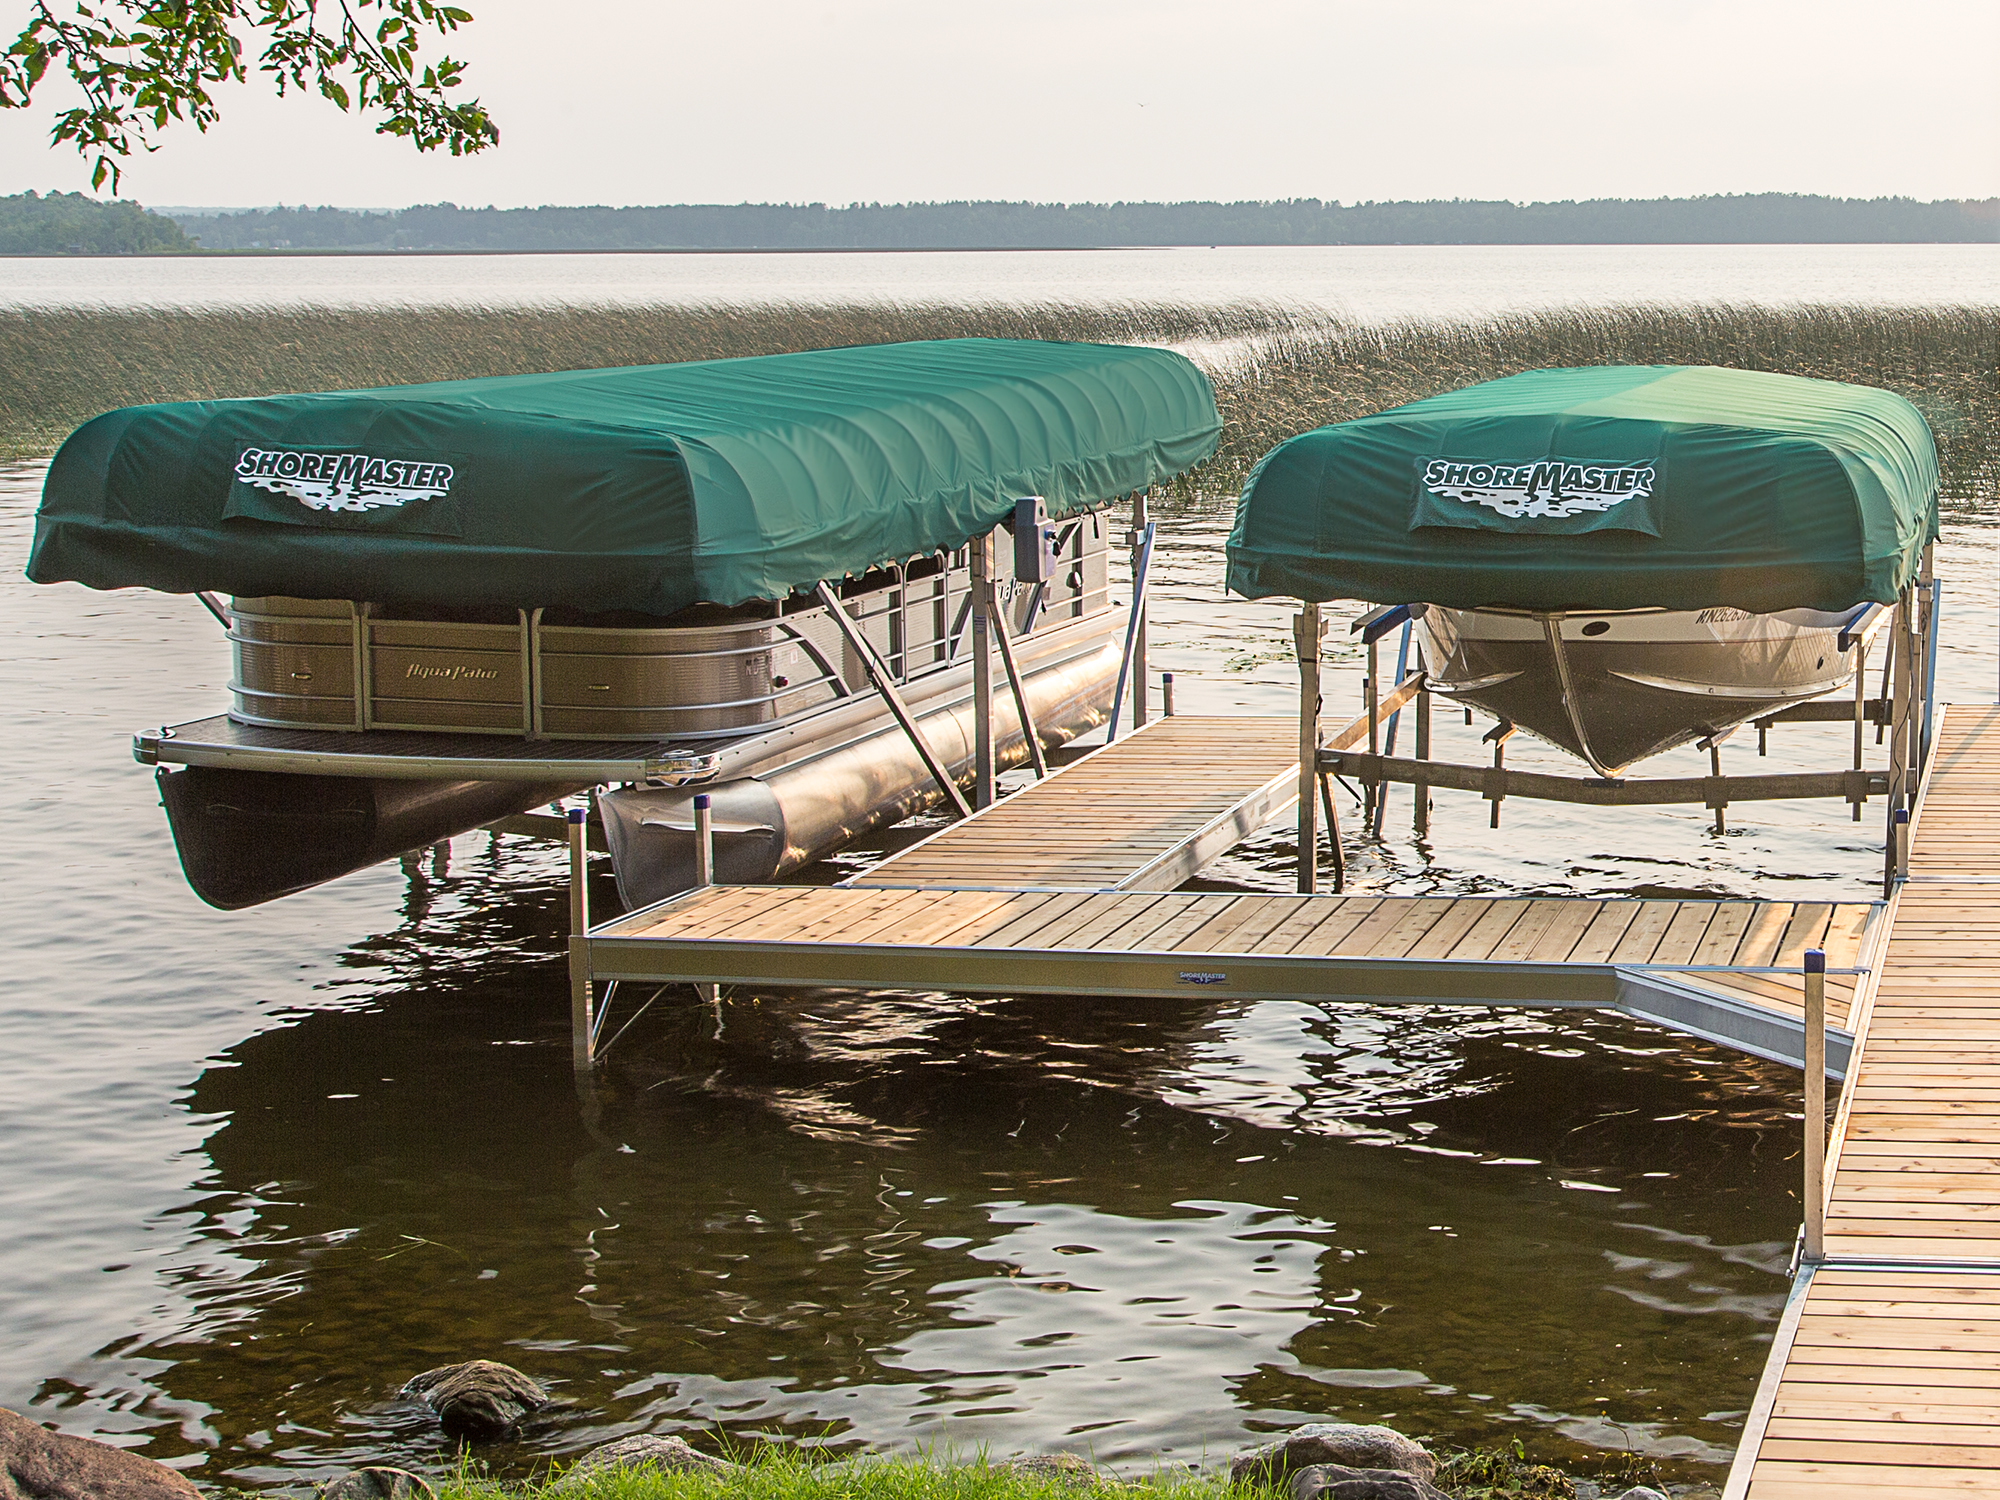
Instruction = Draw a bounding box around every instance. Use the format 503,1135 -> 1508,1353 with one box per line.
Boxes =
28,338 -> 1218,615
1226,366 -> 1938,613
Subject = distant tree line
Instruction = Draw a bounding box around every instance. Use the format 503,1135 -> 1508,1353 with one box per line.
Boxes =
6,191 -> 1997,254
0,190 -> 193,252
170,195 -> 2000,251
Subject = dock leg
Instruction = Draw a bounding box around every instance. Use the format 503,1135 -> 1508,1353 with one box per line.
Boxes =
971,531 -> 996,810
1886,589 -> 1915,890
693,793 -> 718,1004
1130,491 -> 1149,729
567,807 -> 594,1077
1295,604 -> 1323,894
1413,682 -> 1431,837
1363,640 -> 1379,824
1853,639 -> 1866,820
1802,948 -> 1826,1264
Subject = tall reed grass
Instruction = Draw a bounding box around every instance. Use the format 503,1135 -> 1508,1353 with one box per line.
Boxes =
1213,304 -> 1999,505
0,300 -> 1298,460
3,300 -> 1993,502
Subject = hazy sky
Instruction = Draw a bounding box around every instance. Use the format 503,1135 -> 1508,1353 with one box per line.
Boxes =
5,0 -> 1997,208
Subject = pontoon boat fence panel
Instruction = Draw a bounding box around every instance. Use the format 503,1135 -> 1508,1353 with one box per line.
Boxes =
1225,365 -> 1939,615
218,513 -> 1115,742
28,339 -> 1219,618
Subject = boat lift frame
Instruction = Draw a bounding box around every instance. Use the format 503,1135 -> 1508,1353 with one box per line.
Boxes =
1293,545 -> 1940,897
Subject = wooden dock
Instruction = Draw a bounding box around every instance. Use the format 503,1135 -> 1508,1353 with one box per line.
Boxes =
584,711 -> 1883,1071
1730,704 -> 2000,1497
850,716 -> 1300,891
589,885 -> 1877,1053
577,700 -> 2000,1490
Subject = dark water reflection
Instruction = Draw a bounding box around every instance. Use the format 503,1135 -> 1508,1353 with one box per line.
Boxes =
100,882 -> 1799,1488
5,457 -> 1994,1491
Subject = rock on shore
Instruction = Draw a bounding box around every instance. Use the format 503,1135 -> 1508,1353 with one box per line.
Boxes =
0,1407 -> 202,1500
319,1469 -> 436,1499
1230,1424 -> 1438,1487
1291,1467 -> 1452,1500
552,1434 -> 735,1489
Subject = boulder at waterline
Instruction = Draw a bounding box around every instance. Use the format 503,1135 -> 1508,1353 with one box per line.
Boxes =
552,1434 -> 734,1489
1230,1424 -> 1436,1486
400,1359 -> 547,1440
0,1407 -> 202,1500
319,1468 -> 437,1499
1289,1466 -> 1452,1500
1612,1489 -> 1669,1500
999,1454 -> 1113,1486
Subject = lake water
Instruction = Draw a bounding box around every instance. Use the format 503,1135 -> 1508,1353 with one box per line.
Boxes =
6,242 -> 1999,319
4,444 -> 1995,1491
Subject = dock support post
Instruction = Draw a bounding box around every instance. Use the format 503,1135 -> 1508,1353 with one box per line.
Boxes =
693,792 -> 714,887
1886,588 -> 1915,890
1413,679 -> 1431,836
1363,638 -> 1379,824
971,531 -> 996,809
1295,604 -> 1324,894
1852,638 -> 1867,820
1130,492 -> 1150,730
567,806 -> 594,1077
1802,947 -> 1826,1264
1162,672 -> 1175,718
691,792 -> 720,1004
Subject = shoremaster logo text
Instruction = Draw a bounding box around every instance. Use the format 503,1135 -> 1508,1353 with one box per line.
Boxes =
1420,457 -> 1655,519
235,448 -> 455,513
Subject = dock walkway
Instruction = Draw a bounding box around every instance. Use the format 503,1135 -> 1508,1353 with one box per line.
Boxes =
579,705 -> 2000,1491
585,710 -> 1883,1072
850,716 -> 1299,891
1732,704 -> 2000,1497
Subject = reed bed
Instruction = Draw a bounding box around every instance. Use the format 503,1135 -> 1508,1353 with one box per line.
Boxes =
1214,303 -> 2000,506
3,300 -> 1994,503
0,300 -> 1300,460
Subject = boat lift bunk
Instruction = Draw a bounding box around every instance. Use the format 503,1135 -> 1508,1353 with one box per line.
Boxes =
27,337 -> 1222,909
1221,365 -> 1943,896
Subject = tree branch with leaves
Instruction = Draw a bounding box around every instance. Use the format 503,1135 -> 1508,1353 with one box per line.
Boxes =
2,0 -> 497,192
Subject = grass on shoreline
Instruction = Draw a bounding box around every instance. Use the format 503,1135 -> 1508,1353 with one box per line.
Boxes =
206,1442 -> 1671,1500
3,300 -> 1994,507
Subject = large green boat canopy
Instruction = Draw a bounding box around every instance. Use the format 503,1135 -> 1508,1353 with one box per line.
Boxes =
29,338 -> 1218,614
1226,365 -> 1938,613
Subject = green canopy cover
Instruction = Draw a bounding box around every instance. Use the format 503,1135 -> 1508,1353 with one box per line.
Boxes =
1226,365 -> 1938,613
29,338 -> 1219,615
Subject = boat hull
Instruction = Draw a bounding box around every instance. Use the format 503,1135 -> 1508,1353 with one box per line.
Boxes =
160,768 -> 583,910
1414,605 -> 1858,775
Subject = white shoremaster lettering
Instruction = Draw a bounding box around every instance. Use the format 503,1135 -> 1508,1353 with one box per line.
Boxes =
1421,458 -> 1655,520
235,447 -> 455,513
1178,971 -> 1228,986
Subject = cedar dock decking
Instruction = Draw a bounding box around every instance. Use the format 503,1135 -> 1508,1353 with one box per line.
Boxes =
577,704 -> 2000,1493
